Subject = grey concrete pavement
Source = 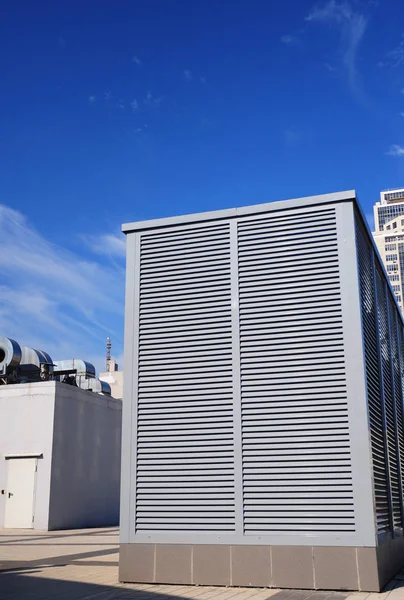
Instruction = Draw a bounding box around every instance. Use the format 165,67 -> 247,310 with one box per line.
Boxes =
0,528 -> 402,600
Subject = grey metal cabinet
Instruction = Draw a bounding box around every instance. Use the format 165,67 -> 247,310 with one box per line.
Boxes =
120,191 -> 404,591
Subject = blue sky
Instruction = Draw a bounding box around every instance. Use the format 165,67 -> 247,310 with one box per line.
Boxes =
1,0 -> 404,371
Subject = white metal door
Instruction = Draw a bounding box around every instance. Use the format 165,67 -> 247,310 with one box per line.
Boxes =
4,458 -> 36,528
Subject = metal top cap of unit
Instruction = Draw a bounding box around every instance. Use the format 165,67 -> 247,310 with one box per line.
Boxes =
121,189 -> 357,234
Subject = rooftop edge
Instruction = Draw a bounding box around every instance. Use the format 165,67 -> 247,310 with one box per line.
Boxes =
122,189 -> 357,234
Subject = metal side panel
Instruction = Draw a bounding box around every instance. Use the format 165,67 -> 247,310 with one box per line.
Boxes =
395,315 -> 404,524
120,233 -> 137,543
133,221 -> 236,536
374,267 -> 399,534
237,204 -> 356,538
337,204 -> 377,547
354,215 -> 391,538
388,297 -> 404,530
127,199 -> 373,546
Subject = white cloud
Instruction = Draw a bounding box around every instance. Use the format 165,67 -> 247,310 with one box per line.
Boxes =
184,70 -> 207,84
324,62 -> 337,72
284,129 -> 304,146
117,100 -> 125,109
386,145 -> 404,156
82,233 -> 126,258
281,34 -> 299,45
88,95 -> 96,104
0,205 -> 124,375
144,91 -> 163,107
382,35 -> 404,69
132,56 -> 142,65
131,99 -> 139,111
305,1 -> 367,99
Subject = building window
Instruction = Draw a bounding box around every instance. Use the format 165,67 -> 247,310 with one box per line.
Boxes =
393,285 -> 401,292
390,274 -> 400,281
385,191 -> 404,201
386,235 -> 404,241
386,254 -> 398,261
387,225 -> 391,230
394,221 -> 398,229
387,264 -> 399,272
377,203 -> 404,228
386,244 -> 397,251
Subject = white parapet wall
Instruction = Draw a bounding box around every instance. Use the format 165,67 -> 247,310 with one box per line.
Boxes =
0,381 -> 122,530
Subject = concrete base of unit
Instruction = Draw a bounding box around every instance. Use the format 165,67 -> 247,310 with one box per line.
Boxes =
119,539 -> 404,592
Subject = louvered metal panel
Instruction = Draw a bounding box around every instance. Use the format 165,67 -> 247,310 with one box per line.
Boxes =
396,319 -> 404,503
238,207 -> 354,534
135,222 -> 235,533
375,268 -> 402,531
355,220 -> 390,535
388,296 -> 404,529
121,191 -> 404,552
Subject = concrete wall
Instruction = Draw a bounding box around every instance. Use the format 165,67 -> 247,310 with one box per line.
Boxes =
48,382 -> 122,530
99,370 -> 123,400
0,382 -> 56,529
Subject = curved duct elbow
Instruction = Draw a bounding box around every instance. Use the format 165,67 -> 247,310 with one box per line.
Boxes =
53,359 -> 109,395
76,376 -> 111,395
0,337 -> 22,376
53,359 -> 96,379
19,347 -> 54,381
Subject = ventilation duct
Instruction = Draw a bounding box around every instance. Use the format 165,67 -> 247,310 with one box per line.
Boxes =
0,336 -> 22,377
0,336 -> 110,395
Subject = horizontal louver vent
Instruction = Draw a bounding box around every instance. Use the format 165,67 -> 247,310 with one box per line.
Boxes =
238,208 -> 354,534
375,269 -> 402,531
389,295 -> 404,530
355,221 -> 390,534
136,223 -> 235,532
395,318 -> 404,513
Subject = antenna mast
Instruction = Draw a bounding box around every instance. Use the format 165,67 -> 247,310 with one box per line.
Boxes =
106,337 -> 112,371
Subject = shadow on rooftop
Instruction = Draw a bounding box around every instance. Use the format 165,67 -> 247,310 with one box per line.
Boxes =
0,570 -> 354,600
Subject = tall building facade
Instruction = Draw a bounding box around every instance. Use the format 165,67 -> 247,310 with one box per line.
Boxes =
373,188 -> 404,312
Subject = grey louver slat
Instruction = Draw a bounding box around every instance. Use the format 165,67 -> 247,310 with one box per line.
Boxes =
355,220 -> 390,534
388,296 -> 404,529
238,207 -> 354,534
136,222 -> 235,532
375,268 -> 402,531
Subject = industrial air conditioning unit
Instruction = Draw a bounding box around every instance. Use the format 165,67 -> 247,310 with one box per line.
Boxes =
119,190 -> 404,592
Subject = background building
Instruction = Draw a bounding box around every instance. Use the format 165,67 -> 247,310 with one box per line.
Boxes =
119,190 -> 404,592
373,188 -> 404,312
0,336 -> 121,530
0,381 -> 122,530
99,338 -> 123,400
